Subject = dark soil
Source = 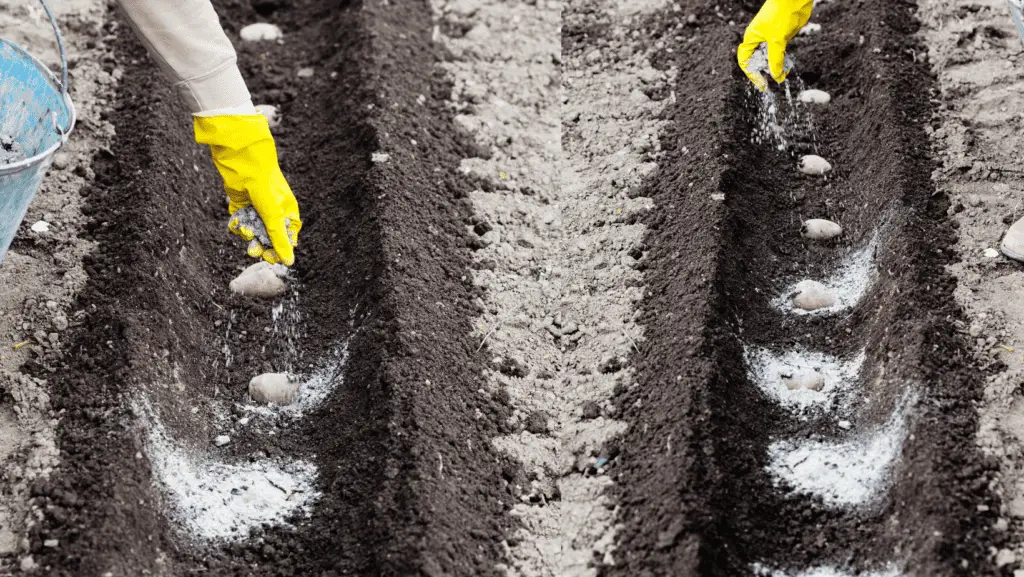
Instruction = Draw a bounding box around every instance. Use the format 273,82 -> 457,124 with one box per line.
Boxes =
607,0 -> 999,576
25,0 -> 511,575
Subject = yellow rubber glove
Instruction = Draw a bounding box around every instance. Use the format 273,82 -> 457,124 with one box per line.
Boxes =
194,114 -> 301,266
737,0 -> 813,91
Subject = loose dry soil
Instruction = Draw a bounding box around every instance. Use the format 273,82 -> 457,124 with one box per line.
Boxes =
0,0 -> 1021,575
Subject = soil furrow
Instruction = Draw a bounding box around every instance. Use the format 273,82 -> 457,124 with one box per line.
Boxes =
26,0 -> 508,575
609,0 -> 996,575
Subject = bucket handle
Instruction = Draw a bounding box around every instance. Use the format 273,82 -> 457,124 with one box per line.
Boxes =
38,0 -> 71,141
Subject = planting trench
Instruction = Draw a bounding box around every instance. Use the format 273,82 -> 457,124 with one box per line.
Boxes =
0,0 -> 1016,574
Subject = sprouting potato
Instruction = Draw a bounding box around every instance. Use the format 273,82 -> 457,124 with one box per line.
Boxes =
798,89 -> 831,104
781,371 -> 825,391
249,372 -> 300,405
799,155 -> 832,175
229,261 -> 287,298
240,23 -> 283,42
791,279 -> 837,310
801,219 -> 842,240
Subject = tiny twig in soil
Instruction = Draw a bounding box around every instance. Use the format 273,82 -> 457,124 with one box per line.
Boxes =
622,331 -> 640,352
477,325 -> 498,352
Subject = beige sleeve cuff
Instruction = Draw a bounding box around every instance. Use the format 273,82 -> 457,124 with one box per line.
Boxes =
116,0 -> 253,113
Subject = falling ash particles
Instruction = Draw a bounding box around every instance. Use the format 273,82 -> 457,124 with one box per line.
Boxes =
767,400 -> 913,507
229,261 -> 288,298
798,154 -> 832,175
744,347 -> 865,413
249,372 -> 300,405
0,135 -> 25,165
774,237 -> 877,315
139,402 -> 318,540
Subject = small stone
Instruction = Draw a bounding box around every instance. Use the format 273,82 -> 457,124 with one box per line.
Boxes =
781,371 -> 825,391
229,261 -> 288,298
801,219 -> 842,240
585,49 -> 601,63
837,420 -> 852,430
249,372 -> 300,405
581,401 -> 601,419
797,89 -> 831,104
969,323 -> 983,337
297,67 -> 314,78
20,556 -> 36,571
524,411 -> 549,434
51,152 -> 70,170
240,23 -> 283,42
43,539 -> 58,548
255,104 -> 281,129
799,155 -> 832,175
984,248 -> 1000,258
995,518 -> 1010,532
371,152 -> 390,163
560,321 -> 579,335
30,221 -> 49,233
52,314 -> 68,332
996,549 -> 1017,567
214,435 -> 230,447
791,280 -> 837,311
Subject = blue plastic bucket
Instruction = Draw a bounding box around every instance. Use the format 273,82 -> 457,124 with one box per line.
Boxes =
0,0 -> 75,263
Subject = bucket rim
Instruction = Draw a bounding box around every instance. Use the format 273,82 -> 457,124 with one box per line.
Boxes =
0,37 -> 76,177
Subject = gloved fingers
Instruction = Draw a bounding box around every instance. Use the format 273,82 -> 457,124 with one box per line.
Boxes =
247,239 -> 266,259
264,220 -> 296,267
261,248 -> 283,265
286,217 -> 302,246
767,39 -> 790,84
228,216 -> 258,242
737,35 -> 768,92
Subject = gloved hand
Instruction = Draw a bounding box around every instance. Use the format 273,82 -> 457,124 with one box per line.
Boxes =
194,114 -> 301,266
737,0 -> 813,91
